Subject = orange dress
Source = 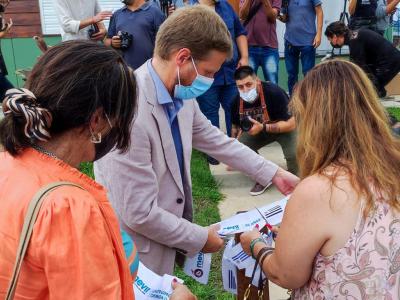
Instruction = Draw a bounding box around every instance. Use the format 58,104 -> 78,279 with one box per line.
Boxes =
0,148 -> 134,300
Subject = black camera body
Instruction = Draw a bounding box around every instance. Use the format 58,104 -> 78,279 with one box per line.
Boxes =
118,31 -> 133,50
240,116 -> 253,132
88,23 -> 99,39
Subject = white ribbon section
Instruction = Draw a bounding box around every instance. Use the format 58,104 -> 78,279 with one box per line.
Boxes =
183,252 -> 212,284
134,262 -> 183,300
218,196 -> 289,238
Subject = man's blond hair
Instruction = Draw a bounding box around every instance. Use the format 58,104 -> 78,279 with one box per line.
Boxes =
154,6 -> 233,60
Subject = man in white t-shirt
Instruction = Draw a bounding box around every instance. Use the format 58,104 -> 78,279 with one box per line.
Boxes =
54,0 -> 113,41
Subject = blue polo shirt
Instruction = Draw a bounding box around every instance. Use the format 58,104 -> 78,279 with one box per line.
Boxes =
189,0 -> 247,86
108,2 -> 165,69
284,0 -> 322,46
147,60 -> 184,178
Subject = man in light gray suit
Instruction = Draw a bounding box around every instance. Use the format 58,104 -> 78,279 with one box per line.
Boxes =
95,6 -> 299,276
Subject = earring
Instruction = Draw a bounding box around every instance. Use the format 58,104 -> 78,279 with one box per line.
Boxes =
89,127 -> 102,144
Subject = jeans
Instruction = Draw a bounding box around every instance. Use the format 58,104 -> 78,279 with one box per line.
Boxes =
197,83 -> 238,137
248,46 -> 279,84
239,130 -> 298,175
284,40 -> 316,95
0,74 -> 13,102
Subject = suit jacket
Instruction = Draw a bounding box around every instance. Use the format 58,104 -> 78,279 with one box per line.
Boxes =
94,62 -> 279,276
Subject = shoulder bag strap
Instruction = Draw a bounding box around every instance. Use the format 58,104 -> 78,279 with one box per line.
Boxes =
239,97 -> 245,118
5,181 -> 84,300
258,81 -> 271,123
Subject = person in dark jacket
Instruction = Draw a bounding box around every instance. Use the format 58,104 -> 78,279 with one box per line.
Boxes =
326,21 -> 400,98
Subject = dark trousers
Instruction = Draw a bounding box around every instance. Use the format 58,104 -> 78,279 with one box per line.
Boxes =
371,63 -> 400,98
239,130 -> 298,175
197,84 -> 238,137
0,73 -> 13,102
284,40 -> 316,96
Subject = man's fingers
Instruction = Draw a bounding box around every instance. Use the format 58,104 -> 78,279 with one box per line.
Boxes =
248,117 -> 258,124
171,278 -> 179,289
209,223 -> 221,231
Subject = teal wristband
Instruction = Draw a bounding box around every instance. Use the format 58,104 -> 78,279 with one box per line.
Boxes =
250,237 -> 266,259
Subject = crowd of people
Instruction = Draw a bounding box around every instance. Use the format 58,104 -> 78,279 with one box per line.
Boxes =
0,0 -> 400,299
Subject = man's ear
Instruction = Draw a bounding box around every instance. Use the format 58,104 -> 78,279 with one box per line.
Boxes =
175,48 -> 192,67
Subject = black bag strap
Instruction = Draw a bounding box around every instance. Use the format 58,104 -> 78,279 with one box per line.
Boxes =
243,0 -> 262,27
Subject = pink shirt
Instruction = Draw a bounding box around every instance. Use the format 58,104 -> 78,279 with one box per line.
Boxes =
240,0 -> 281,49
293,199 -> 400,299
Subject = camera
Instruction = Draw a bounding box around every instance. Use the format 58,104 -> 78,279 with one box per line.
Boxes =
88,24 -> 99,39
240,116 -> 253,132
118,31 -> 133,50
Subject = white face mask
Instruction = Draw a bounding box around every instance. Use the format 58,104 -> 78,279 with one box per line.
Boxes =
239,87 -> 258,103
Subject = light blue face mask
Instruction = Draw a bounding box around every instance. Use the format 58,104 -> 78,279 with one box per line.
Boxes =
174,57 -> 214,100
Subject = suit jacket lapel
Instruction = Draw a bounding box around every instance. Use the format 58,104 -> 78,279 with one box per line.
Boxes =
177,105 -> 192,186
138,66 -> 185,195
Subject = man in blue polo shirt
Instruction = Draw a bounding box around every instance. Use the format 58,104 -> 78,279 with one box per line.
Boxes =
280,0 -> 323,95
106,0 -> 165,69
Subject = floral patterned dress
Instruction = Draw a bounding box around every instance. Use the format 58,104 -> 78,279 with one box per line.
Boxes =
292,200 -> 400,300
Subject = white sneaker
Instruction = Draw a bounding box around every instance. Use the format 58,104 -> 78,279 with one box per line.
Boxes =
249,182 -> 272,196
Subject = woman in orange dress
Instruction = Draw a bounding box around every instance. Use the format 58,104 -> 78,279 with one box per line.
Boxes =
0,41 -> 137,299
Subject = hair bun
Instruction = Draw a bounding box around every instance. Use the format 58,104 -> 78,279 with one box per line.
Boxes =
2,88 -> 53,142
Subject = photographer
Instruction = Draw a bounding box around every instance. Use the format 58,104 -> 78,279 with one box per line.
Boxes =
231,66 -> 297,196
0,1 -> 13,101
106,0 -> 165,69
326,21 -> 400,97
54,0 -> 112,41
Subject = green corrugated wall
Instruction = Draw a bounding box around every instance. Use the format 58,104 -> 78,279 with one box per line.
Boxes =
1,36 -> 61,87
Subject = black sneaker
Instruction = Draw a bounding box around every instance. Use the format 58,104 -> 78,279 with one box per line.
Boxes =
207,156 -> 220,165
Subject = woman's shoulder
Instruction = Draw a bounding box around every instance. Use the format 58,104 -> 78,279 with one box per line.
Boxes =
292,171 -> 359,211
39,184 -> 100,213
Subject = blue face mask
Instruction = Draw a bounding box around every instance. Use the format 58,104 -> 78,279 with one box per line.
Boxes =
174,57 -> 214,100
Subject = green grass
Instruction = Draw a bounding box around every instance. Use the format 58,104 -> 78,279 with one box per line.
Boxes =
387,107 -> 400,121
79,151 -> 233,299
174,151 -> 234,300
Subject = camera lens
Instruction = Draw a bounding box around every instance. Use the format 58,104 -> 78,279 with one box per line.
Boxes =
240,116 -> 253,132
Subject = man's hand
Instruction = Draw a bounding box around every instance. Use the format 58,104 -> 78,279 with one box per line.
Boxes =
91,27 -> 107,41
201,224 -> 224,253
170,280 -> 197,300
271,167 -> 299,195
237,57 -> 248,68
111,36 -> 122,48
313,33 -> 321,48
231,126 -> 242,139
93,11 -> 113,23
0,18 -> 12,38
248,117 -> 263,136
168,4 -> 176,16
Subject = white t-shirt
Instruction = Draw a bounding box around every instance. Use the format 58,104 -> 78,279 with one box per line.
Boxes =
54,0 -> 101,41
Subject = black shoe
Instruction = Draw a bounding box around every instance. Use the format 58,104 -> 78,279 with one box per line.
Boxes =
207,156 -> 220,165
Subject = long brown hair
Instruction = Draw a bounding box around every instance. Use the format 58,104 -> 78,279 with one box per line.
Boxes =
291,59 -> 400,213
